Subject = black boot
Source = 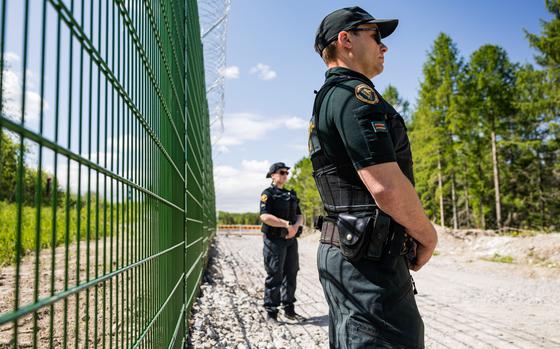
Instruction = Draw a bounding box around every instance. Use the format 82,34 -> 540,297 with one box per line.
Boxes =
266,311 -> 279,323
284,308 -> 306,322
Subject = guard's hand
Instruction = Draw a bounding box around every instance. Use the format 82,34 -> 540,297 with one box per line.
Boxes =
410,242 -> 435,272
285,225 -> 297,239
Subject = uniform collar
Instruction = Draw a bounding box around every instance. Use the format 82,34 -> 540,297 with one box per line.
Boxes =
271,184 -> 285,190
325,67 -> 374,88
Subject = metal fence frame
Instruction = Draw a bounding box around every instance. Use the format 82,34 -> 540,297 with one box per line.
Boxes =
0,0 -> 215,347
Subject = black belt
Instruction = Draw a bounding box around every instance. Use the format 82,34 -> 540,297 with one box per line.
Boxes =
318,216 -> 411,256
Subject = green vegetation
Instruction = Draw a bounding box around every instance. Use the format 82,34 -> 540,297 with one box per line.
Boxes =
0,131 -> 65,206
409,1 -> 560,232
483,253 -> 515,264
217,211 -> 261,225
0,199 -> 130,267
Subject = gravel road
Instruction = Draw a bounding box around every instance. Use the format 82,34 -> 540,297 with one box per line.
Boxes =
188,230 -> 560,349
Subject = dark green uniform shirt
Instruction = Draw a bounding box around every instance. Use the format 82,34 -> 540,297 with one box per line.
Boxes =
316,67 -> 414,184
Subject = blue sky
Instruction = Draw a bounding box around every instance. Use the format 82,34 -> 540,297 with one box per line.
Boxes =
1,1 -> 551,213
213,0 -> 552,212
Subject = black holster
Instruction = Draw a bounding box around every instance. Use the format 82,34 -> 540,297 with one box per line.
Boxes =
336,210 -> 391,263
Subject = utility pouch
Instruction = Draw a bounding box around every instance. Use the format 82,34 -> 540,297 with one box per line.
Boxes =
387,222 -> 407,256
336,213 -> 373,262
365,212 -> 391,260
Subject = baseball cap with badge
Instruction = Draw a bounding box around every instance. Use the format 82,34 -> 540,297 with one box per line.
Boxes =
314,6 -> 398,55
266,162 -> 290,178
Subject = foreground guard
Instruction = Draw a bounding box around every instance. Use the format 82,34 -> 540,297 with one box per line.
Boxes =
309,7 -> 438,348
259,162 -> 305,322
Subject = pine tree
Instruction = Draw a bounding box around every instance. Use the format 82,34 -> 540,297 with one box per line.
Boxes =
409,33 -> 462,228
523,0 -> 560,231
460,45 -> 516,230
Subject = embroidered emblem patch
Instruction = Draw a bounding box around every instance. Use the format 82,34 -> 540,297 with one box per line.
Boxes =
355,84 -> 379,105
260,194 -> 268,203
371,121 -> 387,133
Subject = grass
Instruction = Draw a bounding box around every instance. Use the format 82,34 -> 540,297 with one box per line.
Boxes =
483,253 -> 515,264
0,200 -> 133,267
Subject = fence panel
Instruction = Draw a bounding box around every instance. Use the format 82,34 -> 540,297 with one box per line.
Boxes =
0,0 -> 215,347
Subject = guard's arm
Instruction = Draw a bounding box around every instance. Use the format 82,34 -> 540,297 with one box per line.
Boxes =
294,215 -> 304,228
259,190 -> 290,228
260,213 -> 290,228
357,163 -> 437,270
293,195 -> 304,228
332,85 -> 437,269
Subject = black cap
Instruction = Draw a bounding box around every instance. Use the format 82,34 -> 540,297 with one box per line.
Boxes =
315,6 -> 398,55
266,162 -> 290,178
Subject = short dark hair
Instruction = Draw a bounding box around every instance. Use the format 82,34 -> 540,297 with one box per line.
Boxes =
320,40 -> 338,64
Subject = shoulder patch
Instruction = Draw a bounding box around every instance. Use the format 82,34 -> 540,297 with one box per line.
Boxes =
355,84 -> 379,105
260,194 -> 268,203
371,120 -> 388,133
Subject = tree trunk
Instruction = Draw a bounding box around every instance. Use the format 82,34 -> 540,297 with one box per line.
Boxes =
451,172 -> 458,230
537,149 -> 545,230
491,131 -> 502,230
437,153 -> 445,228
463,162 -> 470,228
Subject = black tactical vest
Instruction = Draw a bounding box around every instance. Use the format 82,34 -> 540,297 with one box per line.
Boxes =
261,186 -> 299,237
308,75 -> 414,217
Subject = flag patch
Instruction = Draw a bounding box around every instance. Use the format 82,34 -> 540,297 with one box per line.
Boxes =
371,121 -> 387,133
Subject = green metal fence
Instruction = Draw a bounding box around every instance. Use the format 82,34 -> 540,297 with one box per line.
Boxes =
0,0 -> 216,347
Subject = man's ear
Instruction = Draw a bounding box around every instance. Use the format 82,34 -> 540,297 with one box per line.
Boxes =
337,31 -> 352,50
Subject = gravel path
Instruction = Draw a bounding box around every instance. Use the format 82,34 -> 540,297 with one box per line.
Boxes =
188,231 -> 560,349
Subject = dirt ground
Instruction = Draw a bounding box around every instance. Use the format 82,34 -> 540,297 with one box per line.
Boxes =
2,226 -> 559,348
188,228 -> 560,349
0,239 -> 141,348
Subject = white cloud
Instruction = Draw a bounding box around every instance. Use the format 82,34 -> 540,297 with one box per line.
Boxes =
2,53 -> 49,123
214,160 -> 272,212
250,63 -> 277,81
219,65 -> 240,79
4,52 -> 20,64
283,116 -> 308,130
211,113 -> 307,152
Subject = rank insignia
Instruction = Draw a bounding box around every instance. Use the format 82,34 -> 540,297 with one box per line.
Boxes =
371,121 -> 387,133
355,84 -> 379,105
260,194 -> 268,203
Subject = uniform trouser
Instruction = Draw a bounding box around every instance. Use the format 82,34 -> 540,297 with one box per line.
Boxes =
263,236 -> 299,314
317,243 -> 424,349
